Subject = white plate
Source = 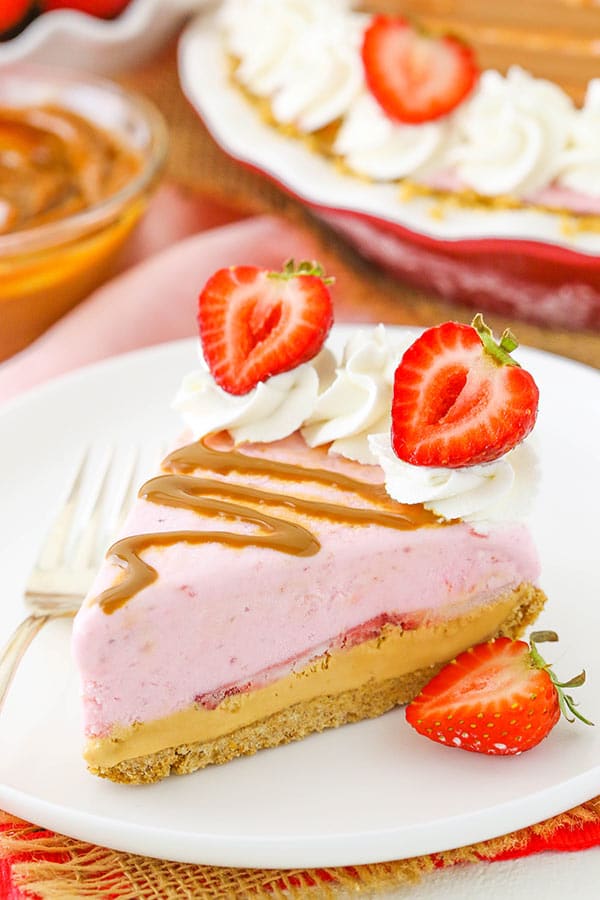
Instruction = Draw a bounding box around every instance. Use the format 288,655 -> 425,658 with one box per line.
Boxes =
178,12 -> 599,256
0,0 -> 209,74
0,328 -> 599,869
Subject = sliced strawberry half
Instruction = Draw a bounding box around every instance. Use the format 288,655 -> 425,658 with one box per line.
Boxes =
362,15 -> 478,124
0,0 -> 33,34
198,260 -> 334,396
406,631 -> 593,755
391,315 -> 539,468
39,0 -> 131,17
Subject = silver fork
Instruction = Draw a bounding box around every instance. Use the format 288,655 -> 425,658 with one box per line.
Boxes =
0,449 -> 139,713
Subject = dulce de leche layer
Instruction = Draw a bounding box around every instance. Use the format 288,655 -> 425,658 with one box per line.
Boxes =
72,434 -> 541,739
84,590 -> 525,769
0,104 -> 140,235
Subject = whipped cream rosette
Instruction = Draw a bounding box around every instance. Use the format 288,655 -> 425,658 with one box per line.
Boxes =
221,0 -> 365,133
369,433 -> 538,523
333,91 -> 452,181
450,67 -> 574,198
173,348 -> 335,445
174,324 -> 409,460
557,79 -> 600,198
301,324 -> 415,463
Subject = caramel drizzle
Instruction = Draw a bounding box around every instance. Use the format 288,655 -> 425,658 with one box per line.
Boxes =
96,439 -> 439,614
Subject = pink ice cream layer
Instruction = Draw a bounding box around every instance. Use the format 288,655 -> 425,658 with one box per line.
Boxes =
72,435 -> 541,738
419,169 -> 600,215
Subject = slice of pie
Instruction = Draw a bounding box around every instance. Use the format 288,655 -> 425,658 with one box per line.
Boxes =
72,263 -> 546,783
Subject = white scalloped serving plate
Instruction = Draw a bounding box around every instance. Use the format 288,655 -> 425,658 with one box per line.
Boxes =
0,0 -> 210,74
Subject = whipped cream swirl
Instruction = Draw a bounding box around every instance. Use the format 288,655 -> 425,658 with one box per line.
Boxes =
334,90 -> 453,181
368,433 -> 539,523
222,0 -> 365,132
174,325 -> 410,460
175,324 -> 538,523
173,347 -> 335,445
302,324 -> 415,463
557,79 -> 600,198
451,67 -> 574,197
221,0 -> 325,97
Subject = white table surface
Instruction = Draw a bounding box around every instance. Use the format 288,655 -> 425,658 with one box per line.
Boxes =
378,847 -> 600,898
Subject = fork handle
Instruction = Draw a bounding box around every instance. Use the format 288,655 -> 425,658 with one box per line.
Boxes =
0,615 -> 50,713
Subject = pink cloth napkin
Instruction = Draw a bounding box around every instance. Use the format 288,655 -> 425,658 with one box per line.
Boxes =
0,197 -> 321,407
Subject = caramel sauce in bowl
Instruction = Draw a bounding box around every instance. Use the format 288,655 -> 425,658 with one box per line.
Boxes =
0,67 -> 167,360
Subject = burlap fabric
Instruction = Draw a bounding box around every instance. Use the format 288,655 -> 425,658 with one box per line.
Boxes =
2,800 -> 600,899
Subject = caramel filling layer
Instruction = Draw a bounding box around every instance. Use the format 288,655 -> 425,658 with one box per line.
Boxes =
96,438 -> 439,614
85,591 -> 520,769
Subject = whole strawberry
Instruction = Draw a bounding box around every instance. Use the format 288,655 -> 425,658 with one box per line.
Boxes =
406,631 -> 593,755
198,260 -> 334,396
392,314 -> 539,467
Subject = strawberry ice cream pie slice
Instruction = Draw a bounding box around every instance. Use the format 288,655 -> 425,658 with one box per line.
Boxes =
73,262 -> 546,783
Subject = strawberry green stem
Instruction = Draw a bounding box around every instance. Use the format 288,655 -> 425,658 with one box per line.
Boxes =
529,631 -> 594,726
268,259 -> 335,285
472,313 -> 521,368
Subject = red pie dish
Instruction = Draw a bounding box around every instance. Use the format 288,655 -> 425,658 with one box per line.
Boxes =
178,7 -> 600,331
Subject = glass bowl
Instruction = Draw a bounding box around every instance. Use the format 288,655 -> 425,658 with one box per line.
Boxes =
0,66 -> 167,360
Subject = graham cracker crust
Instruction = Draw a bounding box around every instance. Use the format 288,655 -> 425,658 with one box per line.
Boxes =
91,584 -> 546,784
